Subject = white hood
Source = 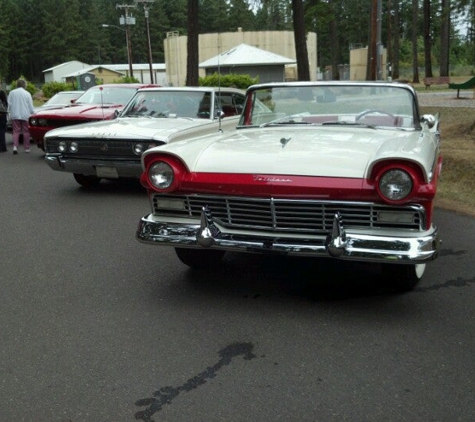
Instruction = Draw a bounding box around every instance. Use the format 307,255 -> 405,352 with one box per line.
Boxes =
45,117 -> 221,142
154,126 -> 434,179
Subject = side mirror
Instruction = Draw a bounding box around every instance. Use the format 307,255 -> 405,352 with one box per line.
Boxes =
421,114 -> 436,129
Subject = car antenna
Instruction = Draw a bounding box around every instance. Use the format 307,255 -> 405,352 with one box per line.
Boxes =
100,86 -> 105,120
217,38 -> 222,133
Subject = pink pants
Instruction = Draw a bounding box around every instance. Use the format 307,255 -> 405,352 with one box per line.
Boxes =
12,120 -> 31,150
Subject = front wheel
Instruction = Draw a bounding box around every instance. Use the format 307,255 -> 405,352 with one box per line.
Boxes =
175,248 -> 225,269
381,263 -> 426,292
73,173 -> 101,188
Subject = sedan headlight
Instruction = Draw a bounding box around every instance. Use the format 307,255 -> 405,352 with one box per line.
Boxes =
133,143 -> 144,155
30,118 -> 48,126
58,141 -> 67,152
379,169 -> 413,201
149,161 -> 174,189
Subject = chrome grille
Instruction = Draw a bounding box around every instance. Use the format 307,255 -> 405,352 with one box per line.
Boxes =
45,138 -> 160,157
47,119 -> 94,128
152,194 -> 423,233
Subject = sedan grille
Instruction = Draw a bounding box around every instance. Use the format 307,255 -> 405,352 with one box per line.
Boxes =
152,194 -> 424,234
46,119 -> 95,128
45,138 -> 162,157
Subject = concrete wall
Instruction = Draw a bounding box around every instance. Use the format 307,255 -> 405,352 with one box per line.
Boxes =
164,30 -> 318,86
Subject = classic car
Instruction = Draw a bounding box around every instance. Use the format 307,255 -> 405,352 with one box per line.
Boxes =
29,83 -> 157,149
6,91 -> 84,133
136,81 -> 442,292
43,86 -> 245,187
34,90 -> 85,113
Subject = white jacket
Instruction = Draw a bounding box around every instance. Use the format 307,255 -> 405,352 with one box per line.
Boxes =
7,87 -> 34,121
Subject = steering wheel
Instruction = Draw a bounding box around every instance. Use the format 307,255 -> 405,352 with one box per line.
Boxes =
356,109 -> 395,121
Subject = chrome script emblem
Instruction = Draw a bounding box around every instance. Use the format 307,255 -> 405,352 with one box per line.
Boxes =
253,175 -> 292,183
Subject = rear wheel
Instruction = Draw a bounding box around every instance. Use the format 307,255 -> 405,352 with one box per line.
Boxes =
175,248 -> 225,269
73,173 -> 101,188
381,263 -> 426,292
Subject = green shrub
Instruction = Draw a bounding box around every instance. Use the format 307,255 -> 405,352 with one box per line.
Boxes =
199,73 -> 258,90
42,81 -> 76,98
111,76 -> 140,84
9,76 -> 37,96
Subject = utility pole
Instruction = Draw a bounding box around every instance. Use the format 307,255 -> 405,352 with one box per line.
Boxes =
116,3 -> 137,79
135,0 -> 156,84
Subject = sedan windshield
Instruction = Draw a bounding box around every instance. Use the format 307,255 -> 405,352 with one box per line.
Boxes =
240,84 -> 417,130
75,87 -> 137,105
121,91 -> 214,119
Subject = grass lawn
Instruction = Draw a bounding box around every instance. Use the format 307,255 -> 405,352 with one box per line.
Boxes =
420,105 -> 475,217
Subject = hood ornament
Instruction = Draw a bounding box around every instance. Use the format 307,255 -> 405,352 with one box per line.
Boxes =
280,137 -> 291,148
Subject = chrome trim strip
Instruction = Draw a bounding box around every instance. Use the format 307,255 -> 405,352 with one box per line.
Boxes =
136,213 -> 440,264
44,155 -> 141,178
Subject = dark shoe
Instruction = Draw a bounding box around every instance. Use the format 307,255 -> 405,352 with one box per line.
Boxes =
13,150 -> 18,155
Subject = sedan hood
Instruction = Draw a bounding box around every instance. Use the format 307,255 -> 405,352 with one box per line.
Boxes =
45,117 -> 224,142
153,126 -> 434,179
34,104 -> 122,120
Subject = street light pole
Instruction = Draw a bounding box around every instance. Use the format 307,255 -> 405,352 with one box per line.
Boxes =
135,0 -> 156,84
116,4 -> 137,79
144,7 -> 154,83
101,23 -> 134,79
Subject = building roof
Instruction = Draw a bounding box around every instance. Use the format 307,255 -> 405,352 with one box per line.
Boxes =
64,65 -> 125,78
199,43 -> 295,68
43,60 -> 90,73
99,63 -> 166,72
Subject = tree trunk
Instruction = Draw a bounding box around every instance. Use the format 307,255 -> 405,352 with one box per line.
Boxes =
186,0 -> 199,86
411,0 -> 419,83
367,0 -> 378,80
393,0 -> 400,80
439,0 -> 450,77
292,0 -> 311,81
423,0 -> 433,78
329,0 -> 340,80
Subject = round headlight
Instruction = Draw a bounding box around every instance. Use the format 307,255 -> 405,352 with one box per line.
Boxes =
133,144 -> 144,155
149,161 -> 174,189
379,169 -> 413,201
30,118 -> 38,126
38,118 -> 48,126
69,142 -> 78,153
58,141 -> 67,152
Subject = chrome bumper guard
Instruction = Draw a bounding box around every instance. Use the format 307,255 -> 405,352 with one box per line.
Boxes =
136,208 -> 440,263
44,155 -> 141,178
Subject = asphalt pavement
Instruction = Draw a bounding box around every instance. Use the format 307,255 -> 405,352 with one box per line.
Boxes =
1,128 -> 475,421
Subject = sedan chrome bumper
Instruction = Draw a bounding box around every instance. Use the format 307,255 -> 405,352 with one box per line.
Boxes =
44,154 -> 142,178
136,210 -> 440,264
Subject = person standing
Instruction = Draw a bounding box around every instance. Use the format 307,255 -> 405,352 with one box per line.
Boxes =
7,79 -> 34,154
0,90 -> 8,152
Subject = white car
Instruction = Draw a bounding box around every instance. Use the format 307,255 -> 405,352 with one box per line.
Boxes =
43,87 -> 245,187
136,81 -> 442,292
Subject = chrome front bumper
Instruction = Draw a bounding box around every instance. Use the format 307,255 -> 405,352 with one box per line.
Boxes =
44,154 -> 141,178
136,210 -> 440,264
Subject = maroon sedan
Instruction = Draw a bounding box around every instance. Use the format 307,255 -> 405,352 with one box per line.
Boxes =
29,83 -> 158,150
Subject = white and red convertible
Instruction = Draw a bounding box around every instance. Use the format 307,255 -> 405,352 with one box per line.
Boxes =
136,81 -> 442,292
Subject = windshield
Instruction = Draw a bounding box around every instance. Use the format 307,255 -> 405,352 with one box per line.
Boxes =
122,90 -> 215,119
45,92 -> 83,106
75,86 -> 137,105
239,84 -> 417,129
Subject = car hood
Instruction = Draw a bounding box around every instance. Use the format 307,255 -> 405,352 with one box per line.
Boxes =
45,117 -> 226,141
150,126 -> 436,179
34,104 -> 123,119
